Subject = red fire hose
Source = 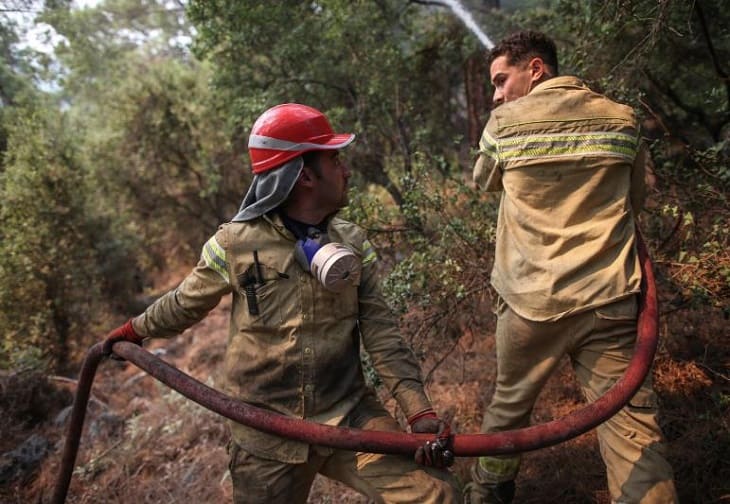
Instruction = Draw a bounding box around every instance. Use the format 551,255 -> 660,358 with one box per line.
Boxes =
52,232 -> 659,503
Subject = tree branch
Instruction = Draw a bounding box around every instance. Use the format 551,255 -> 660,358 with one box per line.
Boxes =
694,0 -> 730,112
644,70 -> 720,140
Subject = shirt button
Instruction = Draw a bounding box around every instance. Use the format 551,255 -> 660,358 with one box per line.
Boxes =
304,384 -> 313,392
304,347 -> 312,354
302,313 -> 307,320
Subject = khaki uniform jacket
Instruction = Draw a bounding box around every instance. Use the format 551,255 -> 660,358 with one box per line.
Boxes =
474,76 -> 647,321
131,213 -> 432,463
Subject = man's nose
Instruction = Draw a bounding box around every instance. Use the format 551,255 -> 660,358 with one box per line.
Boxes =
492,90 -> 504,107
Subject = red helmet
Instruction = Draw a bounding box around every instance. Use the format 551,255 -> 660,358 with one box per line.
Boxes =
248,103 -> 355,174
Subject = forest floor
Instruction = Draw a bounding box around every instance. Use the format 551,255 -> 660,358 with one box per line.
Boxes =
1,270 -> 728,503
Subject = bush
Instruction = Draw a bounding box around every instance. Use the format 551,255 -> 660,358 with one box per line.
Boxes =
0,105 -> 133,371
347,154 -> 498,380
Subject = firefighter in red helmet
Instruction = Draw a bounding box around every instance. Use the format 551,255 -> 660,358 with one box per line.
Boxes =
103,104 -> 460,503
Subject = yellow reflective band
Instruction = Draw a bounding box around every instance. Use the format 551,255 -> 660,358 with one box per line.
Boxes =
362,240 -> 377,265
496,131 -> 638,162
497,131 -> 637,147
501,143 -> 637,161
479,130 -> 499,161
202,236 -> 229,283
503,116 -> 634,130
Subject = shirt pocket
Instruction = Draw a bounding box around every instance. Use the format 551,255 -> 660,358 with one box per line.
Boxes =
236,262 -> 294,328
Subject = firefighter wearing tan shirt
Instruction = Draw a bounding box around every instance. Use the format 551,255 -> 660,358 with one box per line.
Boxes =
464,32 -> 677,504
103,104 -> 459,503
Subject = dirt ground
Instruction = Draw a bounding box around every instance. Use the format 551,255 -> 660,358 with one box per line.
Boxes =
1,286 -> 728,503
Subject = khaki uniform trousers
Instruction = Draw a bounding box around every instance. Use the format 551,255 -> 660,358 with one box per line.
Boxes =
229,406 -> 459,503
479,296 -> 677,504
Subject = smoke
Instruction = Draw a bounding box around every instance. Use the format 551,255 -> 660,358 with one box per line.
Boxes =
439,0 -> 495,49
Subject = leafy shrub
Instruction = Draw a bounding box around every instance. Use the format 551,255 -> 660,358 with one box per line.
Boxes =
347,153 -> 498,379
0,105 -> 133,371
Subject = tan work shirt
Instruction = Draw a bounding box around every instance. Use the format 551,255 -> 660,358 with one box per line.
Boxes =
132,213 -> 432,463
474,76 -> 647,322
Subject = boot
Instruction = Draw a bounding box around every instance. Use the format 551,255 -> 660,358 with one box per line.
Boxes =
462,462 -> 516,504
463,480 -> 515,504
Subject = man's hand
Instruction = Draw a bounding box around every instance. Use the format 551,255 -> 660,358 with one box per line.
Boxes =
102,319 -> 143,357
409,408 -> 455,468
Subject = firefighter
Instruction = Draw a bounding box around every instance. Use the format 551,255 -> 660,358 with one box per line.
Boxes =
464,31 -> 678,503
103,103 -> 459,503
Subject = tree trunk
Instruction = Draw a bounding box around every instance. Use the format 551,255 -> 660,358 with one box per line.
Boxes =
465,51 -> 492,148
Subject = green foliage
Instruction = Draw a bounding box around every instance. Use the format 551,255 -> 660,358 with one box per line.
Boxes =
41,0 -> 192,99
0,12 -> 37,156
41,0 -> 245,266
1,0 -> 248,373
83,58 -> 245,261
0,105 -> 110,370
349,152 -> 497,376
187,0 -> 478,205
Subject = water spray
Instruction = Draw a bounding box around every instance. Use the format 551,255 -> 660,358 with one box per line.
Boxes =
440,0 -> 495,49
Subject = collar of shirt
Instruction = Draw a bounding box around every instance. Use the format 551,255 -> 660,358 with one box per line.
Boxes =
531,75 -> 587,94
277,210 -> 329,240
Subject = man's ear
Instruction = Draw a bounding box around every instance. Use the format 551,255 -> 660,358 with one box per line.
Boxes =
528,57 -> 546,83
297,166 -> 317,187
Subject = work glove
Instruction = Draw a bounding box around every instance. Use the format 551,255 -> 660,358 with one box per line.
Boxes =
102,319 -> 144,357
409,408 -> 455,468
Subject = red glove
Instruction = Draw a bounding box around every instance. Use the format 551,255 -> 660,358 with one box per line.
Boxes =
409,408 -> 454,468
102,319 -> 143,357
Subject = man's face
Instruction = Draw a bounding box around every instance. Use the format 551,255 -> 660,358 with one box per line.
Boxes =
311,150 -> 351,212
489,55 -> 539,107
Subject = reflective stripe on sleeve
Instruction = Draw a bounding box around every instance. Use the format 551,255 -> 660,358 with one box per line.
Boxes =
479,130 -> 500,162
202,236 -> 229,283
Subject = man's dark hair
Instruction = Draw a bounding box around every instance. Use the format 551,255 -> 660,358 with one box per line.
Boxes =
488,31 -> 559,76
